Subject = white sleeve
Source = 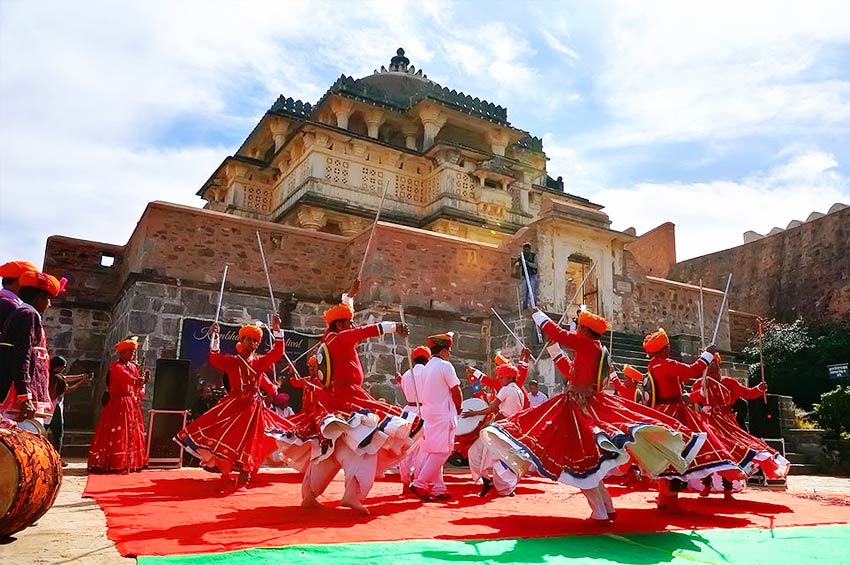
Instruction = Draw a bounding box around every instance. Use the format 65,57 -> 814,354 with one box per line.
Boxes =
532,310 -> 550,328
379,321 -> 398,334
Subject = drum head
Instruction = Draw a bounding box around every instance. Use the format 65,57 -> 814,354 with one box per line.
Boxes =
17,419 -> 46,436
457,397 -> 488,436
0,436 -> 20,518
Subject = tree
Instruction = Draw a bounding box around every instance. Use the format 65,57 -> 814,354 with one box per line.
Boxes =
812,385 -> 850,437
740,319 -> 850,410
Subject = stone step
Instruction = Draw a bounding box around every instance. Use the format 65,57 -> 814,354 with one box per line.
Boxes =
789,463 -> 821,475
62,444 -> 91,458
784,452 -> 809,464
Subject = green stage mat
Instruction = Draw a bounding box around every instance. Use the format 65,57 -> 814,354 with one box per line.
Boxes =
139,523 -> 849,565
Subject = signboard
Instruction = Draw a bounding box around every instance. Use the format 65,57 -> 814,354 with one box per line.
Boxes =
178,318 -> 316,411
827,363 -> 849,380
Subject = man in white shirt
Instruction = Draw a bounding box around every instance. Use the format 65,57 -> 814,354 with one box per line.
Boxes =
410,333 -> 461,502
462,363 -> 526,497
527,380 -> 549,407
398,345 -> 431,491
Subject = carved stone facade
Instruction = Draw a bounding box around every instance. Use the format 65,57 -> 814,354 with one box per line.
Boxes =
42,49 -> 756,431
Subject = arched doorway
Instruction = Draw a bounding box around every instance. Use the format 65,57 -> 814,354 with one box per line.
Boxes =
565,253 -> 598,313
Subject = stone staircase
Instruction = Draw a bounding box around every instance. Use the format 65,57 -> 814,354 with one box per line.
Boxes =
62,429 -> 94,459
783,429 -> 825,475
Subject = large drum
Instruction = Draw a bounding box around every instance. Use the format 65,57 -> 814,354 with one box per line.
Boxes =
456,397 -> 488,437
0,428 -> 62,538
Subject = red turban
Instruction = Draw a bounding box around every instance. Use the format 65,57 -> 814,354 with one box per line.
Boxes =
238,325 -> 263,342
323,303 -> 354,325
578,310 -> 611,335
412,345 -> 432,360
115,337 -> 139,353
643,328 -> 670,354
18,271 -> 63,297
495,363 -> 519,379
427,332 -> 454,348
0,260 -> 39,278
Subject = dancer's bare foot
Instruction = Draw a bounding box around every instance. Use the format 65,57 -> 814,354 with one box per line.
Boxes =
341,498 -> 370,516
301,494 -> 324,508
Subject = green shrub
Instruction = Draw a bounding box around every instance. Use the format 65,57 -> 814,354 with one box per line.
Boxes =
812,385 -> 850,438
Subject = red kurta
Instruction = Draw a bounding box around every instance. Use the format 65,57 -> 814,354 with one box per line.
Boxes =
690,376 -> 789,481
648,355 -> 746,484
88,361 -> 148,473
175,338 -> 289,478
481,319 -> 706,490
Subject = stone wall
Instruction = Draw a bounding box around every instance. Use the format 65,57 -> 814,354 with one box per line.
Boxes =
42,236 -> 124,428
624,222 -> 676,278
669,206 -> 850,323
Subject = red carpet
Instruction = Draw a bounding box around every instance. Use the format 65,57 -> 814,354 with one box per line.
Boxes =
83,468 -> 850,558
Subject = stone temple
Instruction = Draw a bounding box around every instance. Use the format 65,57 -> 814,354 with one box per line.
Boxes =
41,49 -> 850,439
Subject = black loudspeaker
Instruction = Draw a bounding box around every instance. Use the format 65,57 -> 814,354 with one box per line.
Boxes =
749,394 -> 782,439
148,411 -> 186,461
152,359 -> 190,410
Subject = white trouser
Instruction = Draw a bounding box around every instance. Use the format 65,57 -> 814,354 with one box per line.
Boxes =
399,442 -> 423,486
581,484 -> 615,520
468,439 -> 517,495
412,450 -> 451,495
302,442 -> 378,503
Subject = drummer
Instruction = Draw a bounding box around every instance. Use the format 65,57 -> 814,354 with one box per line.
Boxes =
462,360 -> 528,497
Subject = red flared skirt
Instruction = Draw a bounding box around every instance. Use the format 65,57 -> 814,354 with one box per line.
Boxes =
481,391 -> 706,490
175,391 -> 290,478
655,400 -> 747,484
88,395 -> 148,473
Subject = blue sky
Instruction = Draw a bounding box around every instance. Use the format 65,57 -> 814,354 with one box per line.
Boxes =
2,0 -> 849,270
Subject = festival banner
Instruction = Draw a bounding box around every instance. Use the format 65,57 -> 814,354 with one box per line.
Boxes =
177,318 -> 315,410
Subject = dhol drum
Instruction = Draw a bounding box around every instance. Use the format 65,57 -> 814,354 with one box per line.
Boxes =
456,397 -> 488,437
0,428 -> 62,538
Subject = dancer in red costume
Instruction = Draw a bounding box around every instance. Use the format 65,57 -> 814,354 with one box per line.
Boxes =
270,301 -> 422,515
689,354 -> 789,495
482,309 -> 706,522
467,349 -> 531,407
88,338 -> 148,473
643,328 -> 746,511
175,315 -> 288,488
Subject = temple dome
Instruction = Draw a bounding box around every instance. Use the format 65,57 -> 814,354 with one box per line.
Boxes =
354,48 -> 433,106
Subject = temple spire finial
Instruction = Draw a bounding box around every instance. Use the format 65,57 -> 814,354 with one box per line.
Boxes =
389,48 -> 410,72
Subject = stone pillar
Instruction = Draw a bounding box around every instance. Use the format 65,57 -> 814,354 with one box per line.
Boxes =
364,109 -> 386,139
417,105 -> 447,149
296,207 -> 327,231
338,216 -> 365,237
330,98 -> 355,130
487,128 -> 510,157
269,119 -> 290,151
402,122 -> 419,150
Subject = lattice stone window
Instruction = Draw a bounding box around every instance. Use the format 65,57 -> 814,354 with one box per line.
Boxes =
395,174 -> 427,204
244,185 -> 271,212
360,166 -> 384,195
454,171 -> 476,200
324,157 -> 350,185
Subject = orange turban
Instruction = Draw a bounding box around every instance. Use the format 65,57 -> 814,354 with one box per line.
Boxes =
622,364 -> 644,382
238,324 -> 263,342
323,303 -> 354,325
0,260 -> 39,278
495,363 -> 519,379
643,328 -> 669,354
412,345 -> 432,360
494,352 -> 511,366
427,332 -> 454,348
713,353 -> 722,365
115,337 -> 139,353
18,271 -> 63,297
578,310 -> 611,335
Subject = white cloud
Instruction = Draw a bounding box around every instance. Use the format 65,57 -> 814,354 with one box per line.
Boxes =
590,150 -> 850,261
581,1 -> 850,148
